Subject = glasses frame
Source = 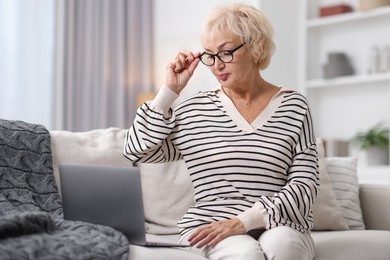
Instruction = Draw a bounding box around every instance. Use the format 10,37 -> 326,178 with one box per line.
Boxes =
199,43 -> 246,66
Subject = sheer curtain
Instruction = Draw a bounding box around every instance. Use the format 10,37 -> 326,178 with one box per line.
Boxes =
0,0 -> 55,128
53,0 -> 154,131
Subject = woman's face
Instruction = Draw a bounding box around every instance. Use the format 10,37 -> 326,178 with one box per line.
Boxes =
202,30 -> 258,91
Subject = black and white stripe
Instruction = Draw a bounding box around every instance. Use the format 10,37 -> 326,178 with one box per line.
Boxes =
124,89 -> 319,236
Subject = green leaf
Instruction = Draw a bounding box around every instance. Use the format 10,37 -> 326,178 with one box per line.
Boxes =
351,123 -> 389,150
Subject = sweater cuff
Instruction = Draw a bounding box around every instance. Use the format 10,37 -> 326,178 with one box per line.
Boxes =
237,202 -> 269,232
150,86 -> 179,115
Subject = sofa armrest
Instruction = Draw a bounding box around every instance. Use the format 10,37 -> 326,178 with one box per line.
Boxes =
359,184 -> 390,231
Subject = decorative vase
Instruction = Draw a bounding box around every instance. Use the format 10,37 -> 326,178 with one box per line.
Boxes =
323,52 -> 354,79
366,147 -> 390,165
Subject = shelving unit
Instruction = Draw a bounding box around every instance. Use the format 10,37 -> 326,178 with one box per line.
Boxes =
302,0 -> 390,183
306,73 -> 390,89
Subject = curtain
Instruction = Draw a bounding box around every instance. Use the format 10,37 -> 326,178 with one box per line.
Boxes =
0,0 -> 55,128
53,0 -> 154,131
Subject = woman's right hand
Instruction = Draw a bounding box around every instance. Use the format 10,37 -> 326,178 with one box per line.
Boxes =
165,51 -> 201,94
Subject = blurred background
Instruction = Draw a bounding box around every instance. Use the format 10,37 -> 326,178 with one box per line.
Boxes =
0,0 -> 300,131
1,0 -> 389,180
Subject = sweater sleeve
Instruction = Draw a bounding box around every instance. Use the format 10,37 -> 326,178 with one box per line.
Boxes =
123,86 -> 183,164
238,100 -> 319,233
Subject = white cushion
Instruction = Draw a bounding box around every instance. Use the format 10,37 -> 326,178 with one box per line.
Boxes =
50,128 -> 194,235
50,128 -> 130,192
137,161 -> 194,234
326,157 -> 365,230
312,230 -> 390,260
312,140 -> 349,231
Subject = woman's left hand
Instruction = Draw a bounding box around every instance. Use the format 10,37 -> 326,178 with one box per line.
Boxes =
188,217 -> 246,248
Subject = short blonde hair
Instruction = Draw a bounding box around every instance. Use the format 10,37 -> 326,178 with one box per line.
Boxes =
201,3 -> 275,70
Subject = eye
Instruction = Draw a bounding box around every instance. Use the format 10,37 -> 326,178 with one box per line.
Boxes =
219,51 -> 231,58
204,54 -> 214,61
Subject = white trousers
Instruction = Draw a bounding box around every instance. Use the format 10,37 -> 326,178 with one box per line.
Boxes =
179,226 -> 315,260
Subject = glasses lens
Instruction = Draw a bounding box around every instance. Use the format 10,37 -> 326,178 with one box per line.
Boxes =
200,54 -> 215,66
218,51 -> 233,63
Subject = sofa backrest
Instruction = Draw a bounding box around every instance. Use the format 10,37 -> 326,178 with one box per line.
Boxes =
50,128 -> 194,235
50,129 -> 390,234
359,184 -> 390,231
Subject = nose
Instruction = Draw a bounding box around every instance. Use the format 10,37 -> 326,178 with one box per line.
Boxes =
213,58 -> 225,70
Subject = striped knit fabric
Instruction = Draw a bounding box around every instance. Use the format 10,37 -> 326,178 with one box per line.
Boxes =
124,87 -> 319,237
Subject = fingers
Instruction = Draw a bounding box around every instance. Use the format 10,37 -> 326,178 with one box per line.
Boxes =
165,51 -> 200,93
172,51 -> 200,73
188,222 -> 227,248
187,218 -> 247,249
189,225 -> 222,248
187,54 -> 201,75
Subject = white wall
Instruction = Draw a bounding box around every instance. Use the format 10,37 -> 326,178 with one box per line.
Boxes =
260,0 -> 301,90
0,0 -> 55,128
153,0 -> 300,104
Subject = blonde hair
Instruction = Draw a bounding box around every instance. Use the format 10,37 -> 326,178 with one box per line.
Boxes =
201,3 -> 275,70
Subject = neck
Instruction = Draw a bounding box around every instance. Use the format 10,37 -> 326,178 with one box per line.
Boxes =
223,77 -> 265,106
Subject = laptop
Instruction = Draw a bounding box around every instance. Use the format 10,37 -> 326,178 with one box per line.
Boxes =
59,164 -> 189,247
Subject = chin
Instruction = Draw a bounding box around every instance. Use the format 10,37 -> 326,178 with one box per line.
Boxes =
220,81 -> 234,90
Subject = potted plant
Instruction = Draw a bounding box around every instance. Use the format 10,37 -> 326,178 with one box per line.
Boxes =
352,123 -> 389,165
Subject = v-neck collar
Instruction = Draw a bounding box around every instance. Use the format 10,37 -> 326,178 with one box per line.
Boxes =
217,85 -> 289,132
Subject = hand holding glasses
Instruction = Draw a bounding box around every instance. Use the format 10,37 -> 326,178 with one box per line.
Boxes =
165,43 -> 245,94
199,43 -> 245,66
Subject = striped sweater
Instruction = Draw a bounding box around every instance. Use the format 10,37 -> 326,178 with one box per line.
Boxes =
124,86 -> 319,237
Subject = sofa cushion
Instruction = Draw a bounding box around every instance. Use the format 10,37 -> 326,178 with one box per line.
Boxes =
360,184 -> 390,230
128,234 -> 206,260
50,128 -> 194,235
312,230 -> 390,260
137,161 -> 194,234
312,140 -> 348,231
50,128 -> 130,193
128,230 -> 390,260
326,157 -> 365,230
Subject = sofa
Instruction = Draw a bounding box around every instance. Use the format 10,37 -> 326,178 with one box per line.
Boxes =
48,127 -> 390,260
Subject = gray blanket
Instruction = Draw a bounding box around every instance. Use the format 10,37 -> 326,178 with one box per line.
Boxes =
0,119 -> 129,260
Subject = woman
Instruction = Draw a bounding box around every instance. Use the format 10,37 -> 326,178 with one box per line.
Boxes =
124,3 -> 319,260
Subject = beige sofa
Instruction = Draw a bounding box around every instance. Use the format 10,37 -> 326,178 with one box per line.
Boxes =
50,128 -> 390,260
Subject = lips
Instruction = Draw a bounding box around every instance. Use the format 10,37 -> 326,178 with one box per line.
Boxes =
217,73 -> 229,81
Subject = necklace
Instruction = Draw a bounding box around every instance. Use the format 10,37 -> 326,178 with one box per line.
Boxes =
224,78 -> 265,106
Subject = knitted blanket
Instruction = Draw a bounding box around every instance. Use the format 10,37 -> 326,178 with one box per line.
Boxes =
0,119 -> 129,260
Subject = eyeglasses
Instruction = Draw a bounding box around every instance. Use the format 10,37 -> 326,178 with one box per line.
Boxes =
199,43 -> 245,66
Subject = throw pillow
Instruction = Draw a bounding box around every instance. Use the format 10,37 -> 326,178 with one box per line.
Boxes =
312,139 -> 349,231
50,128 -> 194,235
50,128 -> 130,191
326,157 -> 365,230
137,161 -> 194,234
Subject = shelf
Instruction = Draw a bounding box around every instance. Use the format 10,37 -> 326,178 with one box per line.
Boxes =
358,165 -> 390,184
307,5 -> 390,28
306,73 -> 390,89
303,1 -> 390,186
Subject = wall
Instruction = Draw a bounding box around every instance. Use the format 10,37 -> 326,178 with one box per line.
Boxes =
259,1 -> 301,90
